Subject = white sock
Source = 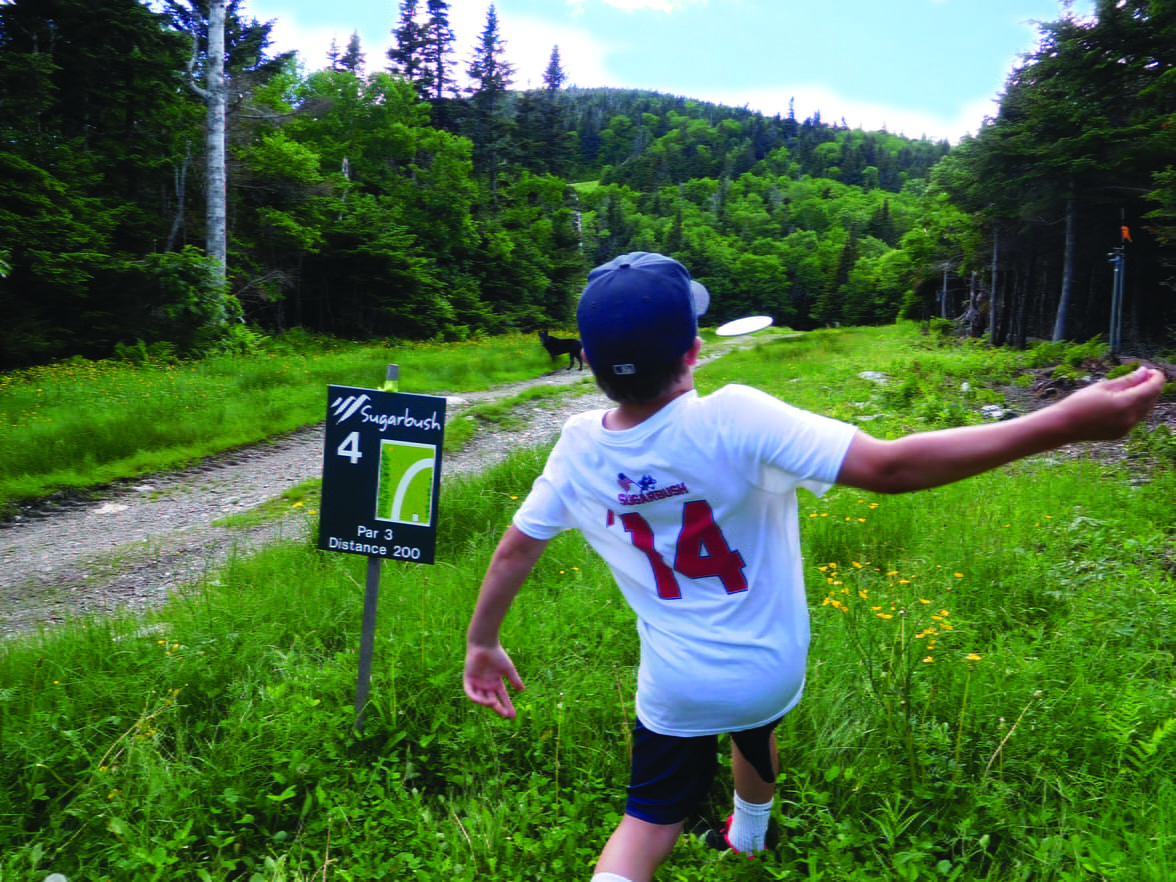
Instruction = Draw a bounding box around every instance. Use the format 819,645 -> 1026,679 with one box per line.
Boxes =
727,793 -> 773,853
592,874 -> 633,882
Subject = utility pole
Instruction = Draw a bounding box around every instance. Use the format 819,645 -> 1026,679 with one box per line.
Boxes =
1108,224 -> 1130,357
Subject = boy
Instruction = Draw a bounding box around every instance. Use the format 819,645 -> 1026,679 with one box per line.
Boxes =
463,252 -> 1164,882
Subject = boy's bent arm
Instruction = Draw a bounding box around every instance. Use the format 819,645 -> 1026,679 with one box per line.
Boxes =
464,525 -> 549,720
837,367 -> 1165,494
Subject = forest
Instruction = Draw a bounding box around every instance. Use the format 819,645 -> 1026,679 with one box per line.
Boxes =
1,0 -> 1174,370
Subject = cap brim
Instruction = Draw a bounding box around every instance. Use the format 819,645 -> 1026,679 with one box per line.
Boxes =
690,280 -> 710,316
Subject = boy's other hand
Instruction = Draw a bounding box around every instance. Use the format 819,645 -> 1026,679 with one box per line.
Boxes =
1055,367 -> 1166,442
464,643 -> 525,720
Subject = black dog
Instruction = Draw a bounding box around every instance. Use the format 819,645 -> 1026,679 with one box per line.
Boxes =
539,330 -> 583,371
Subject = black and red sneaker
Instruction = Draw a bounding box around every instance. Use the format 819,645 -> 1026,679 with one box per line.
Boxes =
703,814 -> 755,858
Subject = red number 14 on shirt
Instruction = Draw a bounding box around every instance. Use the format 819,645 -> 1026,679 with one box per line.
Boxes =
619,500 -> 748,600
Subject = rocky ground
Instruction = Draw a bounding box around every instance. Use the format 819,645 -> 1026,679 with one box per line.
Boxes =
0,342 -> 759,637
1,342 -> 1170,638
0,368 -> 600,637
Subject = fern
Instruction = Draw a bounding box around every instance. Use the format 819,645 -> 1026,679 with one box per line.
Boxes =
1127,717 -> 1176,777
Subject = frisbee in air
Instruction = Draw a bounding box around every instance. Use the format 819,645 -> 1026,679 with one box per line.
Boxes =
715,315 -> 774,337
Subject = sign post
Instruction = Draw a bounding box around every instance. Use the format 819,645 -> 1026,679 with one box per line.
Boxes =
318,372 -> 446,733
354,556 -> 381,732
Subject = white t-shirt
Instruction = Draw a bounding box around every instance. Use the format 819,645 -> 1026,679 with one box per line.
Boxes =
513,384 -> 858,737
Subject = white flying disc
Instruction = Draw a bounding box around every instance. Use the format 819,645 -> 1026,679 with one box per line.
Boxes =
715,315 -> 773,337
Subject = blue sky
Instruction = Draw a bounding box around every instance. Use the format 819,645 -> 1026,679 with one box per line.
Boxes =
248,0 -> 1095,143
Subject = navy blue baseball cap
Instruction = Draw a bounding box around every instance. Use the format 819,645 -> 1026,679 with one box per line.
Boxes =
576,252 -> 710,377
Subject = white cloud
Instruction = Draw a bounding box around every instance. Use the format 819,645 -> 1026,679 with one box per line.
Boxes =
600,0 -> 704,10
566,0 -> 705,12
449,0 -> 620,89
496,16 -> 618,89
249,2 -> 392,70
252,0 -> 620,90
258,1 -> 993,143
686,83 -> 997,143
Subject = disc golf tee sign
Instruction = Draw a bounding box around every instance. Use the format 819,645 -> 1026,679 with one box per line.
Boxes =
318,385 -> 446,564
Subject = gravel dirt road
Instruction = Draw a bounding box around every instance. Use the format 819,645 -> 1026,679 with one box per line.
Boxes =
3,341 -> 1167,638
0,344 -> 754,638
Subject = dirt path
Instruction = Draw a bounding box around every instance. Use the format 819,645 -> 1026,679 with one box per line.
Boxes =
5,341 -> 1167,638
0,344 -> 750,637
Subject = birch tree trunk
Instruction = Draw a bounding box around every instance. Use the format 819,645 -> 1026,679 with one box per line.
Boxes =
1051,187 -> 1077,342
988,229 -> 1000,345
941,266 -> 950,320
206,0 -> 227,284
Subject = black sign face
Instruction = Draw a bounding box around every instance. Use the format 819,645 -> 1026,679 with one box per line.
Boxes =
318,385 -> 446,563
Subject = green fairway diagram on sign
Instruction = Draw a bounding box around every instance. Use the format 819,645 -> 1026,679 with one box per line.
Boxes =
376,439 -> 436,525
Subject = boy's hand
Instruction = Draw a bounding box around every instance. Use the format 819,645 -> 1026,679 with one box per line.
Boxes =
1053,367 -> 1166,442
464,643 -> 525,720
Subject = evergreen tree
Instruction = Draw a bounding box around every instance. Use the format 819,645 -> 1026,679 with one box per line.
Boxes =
543,45 -> 566,92
339,31 -> 365,75
813,229 -> 857,326
388,0 -> 426,94
0,0 -> 202,366
931,0 -> 1176,344
535,45 -> 576,175
421,0 -> 456,109
464,4 -> 515,191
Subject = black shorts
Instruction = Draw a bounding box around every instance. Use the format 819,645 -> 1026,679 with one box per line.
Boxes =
624,715 -> 781,826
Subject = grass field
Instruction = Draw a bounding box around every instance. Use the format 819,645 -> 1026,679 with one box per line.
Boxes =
0,329 -> 576,516
1,324 -> 1175,880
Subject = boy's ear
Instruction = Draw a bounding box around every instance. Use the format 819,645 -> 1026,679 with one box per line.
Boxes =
685,336 -> 703,365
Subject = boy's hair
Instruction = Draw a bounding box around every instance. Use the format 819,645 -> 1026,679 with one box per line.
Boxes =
591,352 -> 691,403
576,252 -> 709,400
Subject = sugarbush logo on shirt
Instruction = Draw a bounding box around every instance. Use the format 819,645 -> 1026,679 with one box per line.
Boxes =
616,472 -> 688,506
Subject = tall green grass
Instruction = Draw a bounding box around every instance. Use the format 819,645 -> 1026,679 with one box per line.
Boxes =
2,325 -> 1174,880
0,331 -> 571,513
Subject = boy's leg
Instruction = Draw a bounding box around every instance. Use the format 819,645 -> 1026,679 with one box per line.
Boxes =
732,729 -> 778,804
722,726 -> 778,853
604,719 -> 715,880
594,814 -> 684,882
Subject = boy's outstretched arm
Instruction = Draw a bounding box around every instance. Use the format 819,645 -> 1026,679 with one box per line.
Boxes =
464,525 -> 548,720
837,366 -> 1166,494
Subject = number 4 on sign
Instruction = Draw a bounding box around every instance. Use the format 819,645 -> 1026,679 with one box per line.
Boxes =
617,500 -> 747,599
337,431 -> 362,464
